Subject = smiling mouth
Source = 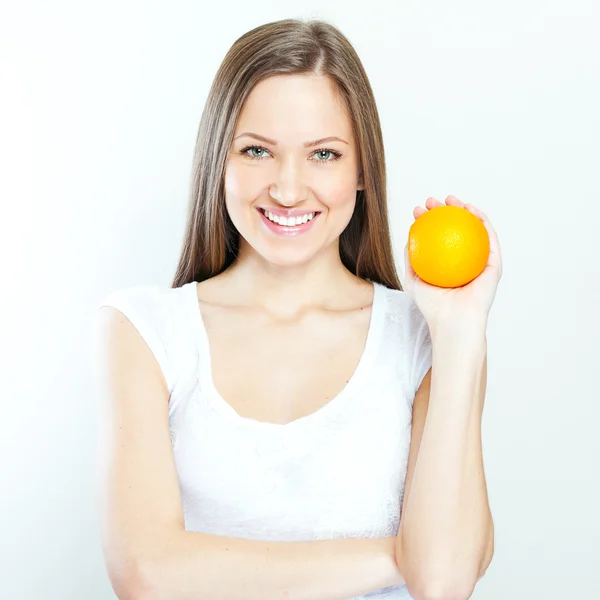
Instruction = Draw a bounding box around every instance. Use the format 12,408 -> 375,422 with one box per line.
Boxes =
258,207 -> 321,227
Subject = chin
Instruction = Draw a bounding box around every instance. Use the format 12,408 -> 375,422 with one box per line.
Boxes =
231,208 -> 347,268
252,240 -> 322,268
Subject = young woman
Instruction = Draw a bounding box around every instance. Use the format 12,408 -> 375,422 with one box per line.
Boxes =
95,18 -> 501,600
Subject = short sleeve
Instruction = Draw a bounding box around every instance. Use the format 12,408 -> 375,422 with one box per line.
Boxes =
97,285 -> 177,395
408,300 -> 433,398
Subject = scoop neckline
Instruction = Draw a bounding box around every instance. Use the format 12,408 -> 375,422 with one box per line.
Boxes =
186,279 -> 386,433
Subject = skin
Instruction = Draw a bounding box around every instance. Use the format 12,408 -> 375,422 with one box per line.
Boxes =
96,72 -> 407,600
224,72 -> 364,277
97,71 -> 497,600
196,73 -> 375,425
395,194 -> 500,597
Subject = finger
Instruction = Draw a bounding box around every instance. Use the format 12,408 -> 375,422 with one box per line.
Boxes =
425,197 -> 443,210
465,204 -> 495,238
413,206 -> 427,219
465,204 -> 502,273
445,194 -> 466,208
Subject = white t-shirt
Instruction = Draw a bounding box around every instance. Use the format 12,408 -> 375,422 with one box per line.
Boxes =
98,280 -> 432,600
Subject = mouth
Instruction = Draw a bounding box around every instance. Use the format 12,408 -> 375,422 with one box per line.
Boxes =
257,207 -> 321,237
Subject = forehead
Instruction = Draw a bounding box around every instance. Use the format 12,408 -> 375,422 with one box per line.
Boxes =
235,74 -> 352,141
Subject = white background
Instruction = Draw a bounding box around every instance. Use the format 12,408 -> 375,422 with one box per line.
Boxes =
1,0 -> 598,598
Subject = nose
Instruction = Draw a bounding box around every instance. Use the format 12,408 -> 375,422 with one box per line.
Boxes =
269,159 -> 309,206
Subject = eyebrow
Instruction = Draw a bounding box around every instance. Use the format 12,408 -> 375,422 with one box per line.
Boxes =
233,132 -> 349,147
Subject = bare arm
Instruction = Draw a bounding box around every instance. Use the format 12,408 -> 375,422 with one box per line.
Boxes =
94,306 -> 404,600
395,330 -> 494,600
133,531 -> 401,600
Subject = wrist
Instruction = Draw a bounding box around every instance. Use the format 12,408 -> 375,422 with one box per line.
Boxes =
429,316 -> 487,345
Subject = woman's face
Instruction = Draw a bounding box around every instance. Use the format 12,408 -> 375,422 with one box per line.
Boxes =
224,74 -> 364,268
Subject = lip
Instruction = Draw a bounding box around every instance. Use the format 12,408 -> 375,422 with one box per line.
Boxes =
258,206 -> 322,218
257,207 -> 320,237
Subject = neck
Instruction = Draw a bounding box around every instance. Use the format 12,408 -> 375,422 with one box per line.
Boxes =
221,240 -> 365,317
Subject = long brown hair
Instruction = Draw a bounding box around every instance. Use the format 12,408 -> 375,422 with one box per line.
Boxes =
171,18 -> 402,291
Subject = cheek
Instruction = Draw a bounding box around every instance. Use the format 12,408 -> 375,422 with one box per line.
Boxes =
318,176 -> 359,213
312,163 -> 359,200
224,161 -> 264,201
223,163 -> 261,233
325,187 -> 357,208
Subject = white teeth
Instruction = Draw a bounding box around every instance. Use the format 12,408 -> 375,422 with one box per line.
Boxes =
263,210 -> 315,226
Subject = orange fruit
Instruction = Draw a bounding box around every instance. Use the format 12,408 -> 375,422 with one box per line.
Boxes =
408,205 -> 490,288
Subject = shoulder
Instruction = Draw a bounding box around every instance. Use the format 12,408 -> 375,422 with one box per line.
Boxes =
95,282 -> 194,395
97,283 -> 161,313
96,282 -> 194,355
97,282 -> 191,320
377,284 -> 429,333
375,283 -> 433,398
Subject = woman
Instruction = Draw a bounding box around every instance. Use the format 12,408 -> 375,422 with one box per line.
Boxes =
95,18 -> 501,600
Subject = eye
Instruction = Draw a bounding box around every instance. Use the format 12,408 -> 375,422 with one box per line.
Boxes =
240,146 -> 272,160
312,149 -> 342,163
239,145 -> 343,164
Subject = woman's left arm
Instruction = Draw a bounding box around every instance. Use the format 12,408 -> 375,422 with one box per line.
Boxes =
396,327 -> 494,600
396,195 -> 502,600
